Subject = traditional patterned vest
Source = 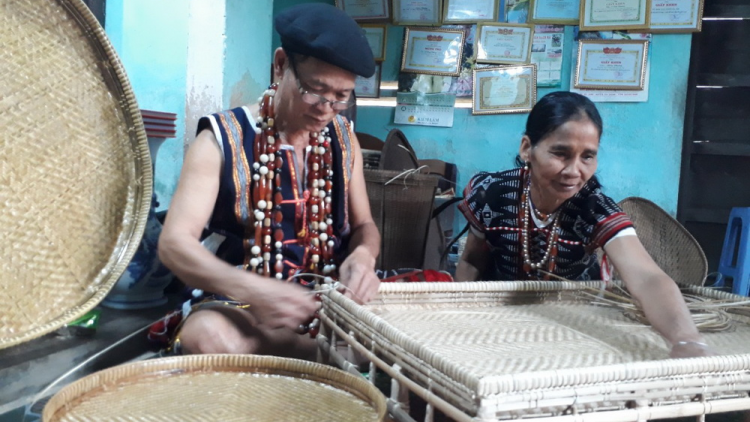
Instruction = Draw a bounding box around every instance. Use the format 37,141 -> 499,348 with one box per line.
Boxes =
197,108 -> 354,279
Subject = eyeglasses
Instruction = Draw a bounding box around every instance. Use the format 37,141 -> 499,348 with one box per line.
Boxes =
288,58 -> 354,111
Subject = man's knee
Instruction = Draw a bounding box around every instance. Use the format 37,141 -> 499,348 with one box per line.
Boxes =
179,310 -> 261,354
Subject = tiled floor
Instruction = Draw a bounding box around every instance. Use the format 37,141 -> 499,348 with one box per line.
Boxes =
0,298 -> 177,418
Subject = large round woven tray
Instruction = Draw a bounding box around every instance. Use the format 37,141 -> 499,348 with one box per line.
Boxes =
43,354 -> 387,421
0,0 -> 151,349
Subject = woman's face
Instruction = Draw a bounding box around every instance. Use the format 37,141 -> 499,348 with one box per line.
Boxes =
519,118 -> 600,212
275,51 -> 355,133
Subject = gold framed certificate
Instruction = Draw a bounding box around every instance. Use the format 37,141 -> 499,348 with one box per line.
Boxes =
472,64 -> 537,115
401,27 -> 465,76
335,0 -> 390,21
361,24 -> 387,61
574,39 -> 648,90
580,0 -> 650,31
530,0 -> 581,24
648,0 -> 704,33
443,0 -> 500,23
355,63 -> 382,98
476,23 -> 534,65
393,0 -> 443,26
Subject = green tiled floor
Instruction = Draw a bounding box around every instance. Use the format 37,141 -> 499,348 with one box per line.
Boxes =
0,407 -> 29,422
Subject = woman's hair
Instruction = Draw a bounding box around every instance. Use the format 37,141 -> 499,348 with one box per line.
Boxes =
515,91 -> 603,167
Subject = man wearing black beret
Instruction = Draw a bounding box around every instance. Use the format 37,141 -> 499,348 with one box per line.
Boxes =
158,3 -> 380,359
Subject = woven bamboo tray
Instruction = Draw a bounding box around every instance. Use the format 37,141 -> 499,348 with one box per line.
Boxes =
43,354 -> 387,421
320,281 -> 750,421
0,0 -> 151,349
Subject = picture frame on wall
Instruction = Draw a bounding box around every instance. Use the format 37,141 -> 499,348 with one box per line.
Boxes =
393,0 -> 443,26
361,24 -> 387,61
400,27 -> 465,76
355,63 -> 382,98
472,64 -> 537,115
335,0 -> 390,21
579,0 -> 650,31
574,39 -> 649,90
530,0 -> 580,24
476,23 -> 534,65
443,0 -> 499,23
648,0 -> 703,33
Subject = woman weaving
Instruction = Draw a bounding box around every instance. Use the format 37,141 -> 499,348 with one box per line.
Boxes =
157,4 -> 380,359
457,92 -> 712,358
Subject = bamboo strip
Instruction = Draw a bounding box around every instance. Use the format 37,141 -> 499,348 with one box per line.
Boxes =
320,312 -> 476,422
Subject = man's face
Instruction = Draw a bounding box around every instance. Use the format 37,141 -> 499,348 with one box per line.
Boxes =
285,55 -> 356,132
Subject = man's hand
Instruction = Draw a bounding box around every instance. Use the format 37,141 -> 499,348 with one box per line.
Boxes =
247,278 -> 320,331
338,246 -> 379,304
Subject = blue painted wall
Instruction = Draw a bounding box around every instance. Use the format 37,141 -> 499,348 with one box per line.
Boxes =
356,25 -> 691,218
224,0 -> 274,108
105,0 -> 189,212
106,0 -> 689,220
106,1 -> 274,211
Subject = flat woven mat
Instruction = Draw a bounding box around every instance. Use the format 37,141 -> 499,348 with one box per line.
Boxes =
321,281 -> 750,419
43,355 -> 386,422
0,0 -> 151,349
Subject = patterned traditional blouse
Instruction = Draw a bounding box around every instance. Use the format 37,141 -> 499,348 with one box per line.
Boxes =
458,168 -> 633,281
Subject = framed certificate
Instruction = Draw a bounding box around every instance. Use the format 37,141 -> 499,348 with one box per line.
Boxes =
530,0 -> 580,24
355,63 -> 382,98
648,0 -> 703,33
361,25 -> 387,61
335,0 -> 390,21
400,28 -> 465,76
393,0 -> 443,26
443,0 -> 499,23
580,0 -> 650,31
472,64 -> 537,115
574,39 -> 648,90
476,23 -> 534,65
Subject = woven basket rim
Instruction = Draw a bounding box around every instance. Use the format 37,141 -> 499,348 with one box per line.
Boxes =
618,196 -> 709,284
0,0 -> 152,349
43,354 -> 387,421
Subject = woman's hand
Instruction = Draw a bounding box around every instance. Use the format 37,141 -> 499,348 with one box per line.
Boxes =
338,246 -> 379,304
669,340 -> 717,358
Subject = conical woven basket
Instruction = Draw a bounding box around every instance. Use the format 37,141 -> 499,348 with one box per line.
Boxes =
0,0 -> 151,349
42,354 -> 387,422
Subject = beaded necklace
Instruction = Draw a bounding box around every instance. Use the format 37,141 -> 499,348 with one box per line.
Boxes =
520,166 -> 560,279
248,83 -> 336,281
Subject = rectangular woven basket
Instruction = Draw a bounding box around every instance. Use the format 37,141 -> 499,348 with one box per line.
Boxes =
319,281 -> 750,421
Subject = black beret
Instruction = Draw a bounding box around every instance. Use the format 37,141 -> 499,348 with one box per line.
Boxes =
275,3 -> 376,78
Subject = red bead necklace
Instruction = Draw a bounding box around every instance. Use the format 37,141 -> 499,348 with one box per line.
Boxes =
248,83 -> 336,280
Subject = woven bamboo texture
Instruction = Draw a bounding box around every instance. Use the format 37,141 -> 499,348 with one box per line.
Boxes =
0,0 -> 151,349
43,354 -> 387,422
364,169 -> 438,270
618,197 -> 708,286
321,281 -> 750,420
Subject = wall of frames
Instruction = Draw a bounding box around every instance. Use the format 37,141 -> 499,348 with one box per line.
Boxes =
339,0 -> 703,113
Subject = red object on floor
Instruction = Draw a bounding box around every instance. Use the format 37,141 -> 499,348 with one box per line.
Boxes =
381,269 -> 453,283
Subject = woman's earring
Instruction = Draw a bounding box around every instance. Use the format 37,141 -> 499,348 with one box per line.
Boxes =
523,161 -> 529,171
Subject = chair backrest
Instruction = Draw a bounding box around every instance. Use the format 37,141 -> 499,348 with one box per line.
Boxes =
379,128 -> 420,171
355,132 -> 385,151
617,196 -> 708,286
364,169 -> 438,270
